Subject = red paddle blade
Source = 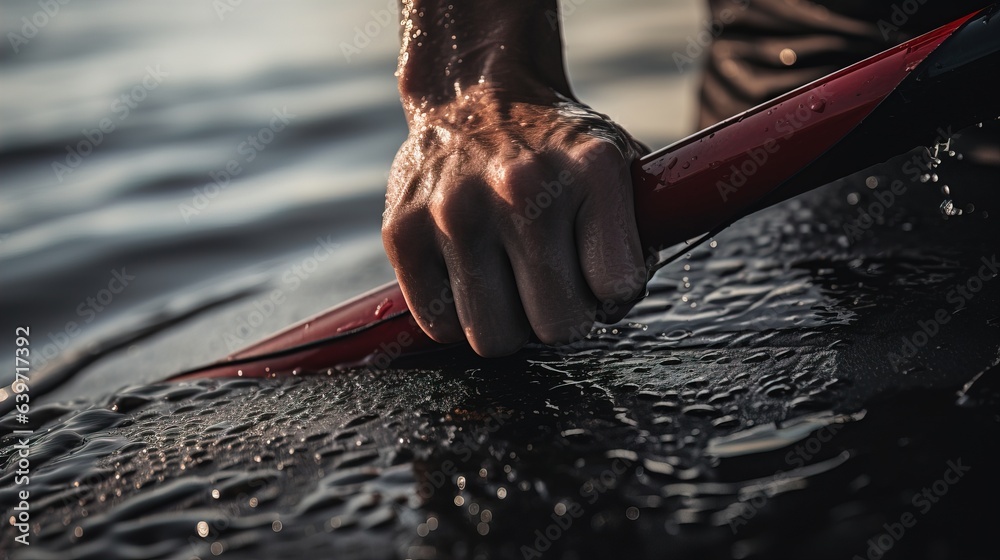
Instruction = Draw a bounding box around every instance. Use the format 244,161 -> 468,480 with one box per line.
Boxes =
169,7 -> 994,381
171,282 -> 435,381
632,10 -> 976,251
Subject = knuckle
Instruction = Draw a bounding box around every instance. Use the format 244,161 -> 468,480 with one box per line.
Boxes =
570,144 -> 632,186
573,138 -> 623,167
430,180 -> 483,236
499,159 -> 548,200
500,158 -> 575,229
381,209 -> 426,253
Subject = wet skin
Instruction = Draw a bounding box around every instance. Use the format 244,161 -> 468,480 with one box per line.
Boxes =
384,0 -> 649,357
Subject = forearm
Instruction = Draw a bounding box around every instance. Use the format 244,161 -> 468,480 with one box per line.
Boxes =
396,0 -> 572,107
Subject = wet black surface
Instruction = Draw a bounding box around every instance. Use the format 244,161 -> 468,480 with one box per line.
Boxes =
8,2 -> 997,558
3,139 -> 999,559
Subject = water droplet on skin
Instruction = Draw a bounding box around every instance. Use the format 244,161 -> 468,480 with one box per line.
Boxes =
847,193 -> 860,205
681,161 -> 690,169
941,185 -> 950,196
865,176 -> 879,189
709,240 -> 718,248
666,156 -> 678,170
809,98 -> 826,112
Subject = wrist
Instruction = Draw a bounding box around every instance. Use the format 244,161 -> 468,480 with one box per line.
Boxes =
396,1 -> 572,106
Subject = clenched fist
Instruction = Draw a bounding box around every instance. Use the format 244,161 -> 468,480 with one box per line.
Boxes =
383,0 -> 649,356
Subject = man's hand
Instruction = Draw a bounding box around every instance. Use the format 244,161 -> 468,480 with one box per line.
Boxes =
383,0 -> 649,357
